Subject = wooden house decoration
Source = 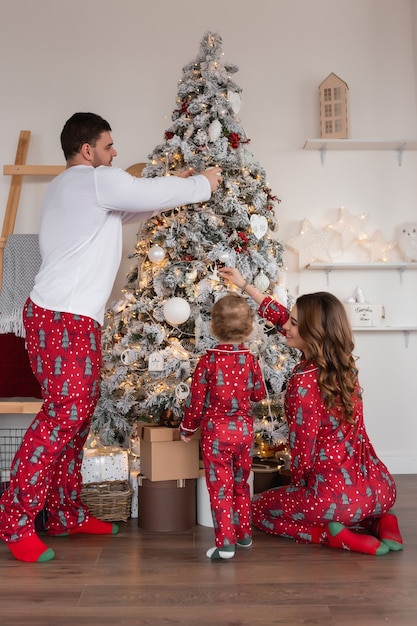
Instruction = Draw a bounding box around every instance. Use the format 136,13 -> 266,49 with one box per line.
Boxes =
319,73 -> 349,139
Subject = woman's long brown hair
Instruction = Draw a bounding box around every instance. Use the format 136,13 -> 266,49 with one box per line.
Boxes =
296,292 -> 360,424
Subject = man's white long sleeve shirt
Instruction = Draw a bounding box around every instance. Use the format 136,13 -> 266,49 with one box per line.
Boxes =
30,165 -> 211,325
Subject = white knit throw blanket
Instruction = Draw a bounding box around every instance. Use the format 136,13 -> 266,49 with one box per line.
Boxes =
0,234 -> 41,337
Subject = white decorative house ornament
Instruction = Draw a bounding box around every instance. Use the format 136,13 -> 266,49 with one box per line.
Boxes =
250,214 -> 268,240
148,351 -> 164,372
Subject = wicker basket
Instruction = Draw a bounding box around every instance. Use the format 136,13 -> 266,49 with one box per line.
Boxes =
80,480 -> 133,522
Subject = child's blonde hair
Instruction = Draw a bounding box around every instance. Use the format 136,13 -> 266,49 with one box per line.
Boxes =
211,293 -> 254,343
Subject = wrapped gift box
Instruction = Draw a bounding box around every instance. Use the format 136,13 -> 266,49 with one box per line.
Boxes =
81,446 -> 129,484
138,424 -> 200,482
129,469 -> 140,518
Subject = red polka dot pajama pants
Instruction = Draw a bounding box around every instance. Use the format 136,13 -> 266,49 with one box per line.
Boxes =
201,417 -> 253,548
0,299 -> 101,543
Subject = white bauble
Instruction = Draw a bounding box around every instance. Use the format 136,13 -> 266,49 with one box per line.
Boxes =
254,271 -> 270,292
148,245 -> 166,263
218,251 -> 232,265
163,297 -> 191,325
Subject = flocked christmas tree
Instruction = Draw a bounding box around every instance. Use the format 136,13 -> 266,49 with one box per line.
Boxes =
91,32 -> 299,452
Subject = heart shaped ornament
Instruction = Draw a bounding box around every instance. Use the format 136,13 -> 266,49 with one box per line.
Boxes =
250,214 -> 268,239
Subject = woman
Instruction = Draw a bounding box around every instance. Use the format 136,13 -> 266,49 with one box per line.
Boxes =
218,267 -> 403,556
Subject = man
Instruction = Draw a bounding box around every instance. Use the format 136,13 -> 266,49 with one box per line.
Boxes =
0,112 -> 222,562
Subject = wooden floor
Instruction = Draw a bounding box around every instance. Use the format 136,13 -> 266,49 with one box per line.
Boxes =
0,475 -> 415,626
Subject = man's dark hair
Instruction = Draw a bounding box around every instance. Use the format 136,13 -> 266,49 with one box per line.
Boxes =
60,112 -> 112,159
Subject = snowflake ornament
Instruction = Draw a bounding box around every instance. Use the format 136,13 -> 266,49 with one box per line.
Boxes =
286,219 -> 334,268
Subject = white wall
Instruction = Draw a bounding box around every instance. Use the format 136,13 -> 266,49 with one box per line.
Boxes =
1,0 -> 416,472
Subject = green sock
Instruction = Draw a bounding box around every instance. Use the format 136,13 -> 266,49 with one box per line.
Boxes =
237,534 -> 252,547
206,545 -> 235,560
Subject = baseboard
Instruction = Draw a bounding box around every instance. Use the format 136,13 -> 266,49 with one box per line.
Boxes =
381,453 -> 417,474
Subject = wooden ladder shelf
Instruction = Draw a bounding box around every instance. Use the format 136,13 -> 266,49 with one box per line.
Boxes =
1,130 -> 64,414
1,130 -> 65,288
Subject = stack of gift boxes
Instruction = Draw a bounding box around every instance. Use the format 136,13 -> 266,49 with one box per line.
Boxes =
136,424 -> 200,531
81,424 -> 200,529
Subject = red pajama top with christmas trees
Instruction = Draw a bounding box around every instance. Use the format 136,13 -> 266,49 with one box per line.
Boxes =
181,344 -> 266,434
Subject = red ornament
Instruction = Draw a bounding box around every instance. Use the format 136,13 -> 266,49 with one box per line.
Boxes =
180,98 -> 189,113
165,131 -> 174,140
228,132 -> 241,149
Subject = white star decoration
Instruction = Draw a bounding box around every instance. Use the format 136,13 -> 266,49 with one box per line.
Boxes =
359,230 -> 397,262
285,219 -> 334,269
327,206 -> 368,249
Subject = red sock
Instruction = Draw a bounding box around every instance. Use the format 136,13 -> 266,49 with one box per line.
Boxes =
326,522 -> 389,555
50,517 -> 119,536
375,511 -> 403,551
6,535 -> 55,563
308,526 -> 328,545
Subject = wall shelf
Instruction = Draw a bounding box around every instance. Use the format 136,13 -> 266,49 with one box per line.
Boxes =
306,262 -> 417,285
352,327 -> 417,348
303,139 -> 417,166
306,262 -> 417,270
0,400 -> 42,414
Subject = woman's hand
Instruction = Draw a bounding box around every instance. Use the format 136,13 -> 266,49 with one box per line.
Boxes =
218,267 -> 245,289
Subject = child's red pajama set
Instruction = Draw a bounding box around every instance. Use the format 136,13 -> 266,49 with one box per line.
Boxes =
180,344 -> 266,548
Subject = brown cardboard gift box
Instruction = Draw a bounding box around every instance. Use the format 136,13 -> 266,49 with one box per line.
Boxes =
137,423 -> 200,482
137,476 -> 196,531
